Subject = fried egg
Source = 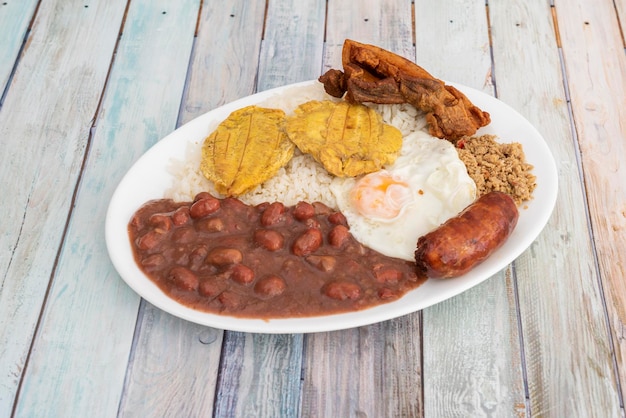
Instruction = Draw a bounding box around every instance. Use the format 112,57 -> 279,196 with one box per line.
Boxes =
330,130 -> 477,261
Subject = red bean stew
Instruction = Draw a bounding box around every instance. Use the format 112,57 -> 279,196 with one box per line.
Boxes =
128,192 -> 426,319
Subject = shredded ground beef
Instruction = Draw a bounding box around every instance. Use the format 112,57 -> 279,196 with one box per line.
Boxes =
454,135 -> 536,206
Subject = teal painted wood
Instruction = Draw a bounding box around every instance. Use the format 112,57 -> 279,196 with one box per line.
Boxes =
12,0 -> 200,417
300,2 -> 423,417
116,2 -> 267,417
0,0 -> 127,415
0,0 -> 38,95
493,0 -> 623,413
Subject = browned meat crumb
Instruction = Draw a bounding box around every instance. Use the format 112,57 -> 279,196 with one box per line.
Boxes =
454,135 -> 536,206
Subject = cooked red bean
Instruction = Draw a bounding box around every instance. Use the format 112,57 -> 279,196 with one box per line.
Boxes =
189,246 -> 208,270
128,193 -> 426,318
261,202 -> 285,226
136,230 -> 166,250
218,291 -> 243,308
323,281 -> 361,300
172,207 -> 190,226
198,280 -> 221,297
254,229 -> 284,251
197,217 -> 224,233
189,196 -> 220,219
172,227 -> 195,243
378,288 -> 399,300
206,247 -> 243,265
194,192 -> 213,202
292,228 -> 322,256
149,214 -> 172,231
254,275 -> 286,297
304,218 -> 321,229
168,266 -> 198,291
312,202 -> 332,215
327,212 -> 348,226
141,254 -> 165,269
230,264 -> 255,285
328,225 -> 350,247
305,255 -> 336,272
293,201 -> 315,221
373,268 -> 403,284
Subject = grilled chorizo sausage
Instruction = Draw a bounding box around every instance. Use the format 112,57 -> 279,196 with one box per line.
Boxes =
414,191 -> 519,278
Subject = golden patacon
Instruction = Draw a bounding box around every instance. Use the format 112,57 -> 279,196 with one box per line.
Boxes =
284,100 -> 402,177
200,105 -> 295,196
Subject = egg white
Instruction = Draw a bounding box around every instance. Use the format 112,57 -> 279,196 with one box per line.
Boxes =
330,130 -> 477,261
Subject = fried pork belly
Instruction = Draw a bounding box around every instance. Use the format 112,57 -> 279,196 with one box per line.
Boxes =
319,39 -> 491,140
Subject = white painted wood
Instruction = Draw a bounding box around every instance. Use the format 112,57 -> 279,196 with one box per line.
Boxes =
322,0 -> 414,71
554,0 -> 626,409
414,1 -> 526,416
0,1 -> 127,415
0,0 -> 38,93
302,319 -> 422,418
12,1 -> 200,417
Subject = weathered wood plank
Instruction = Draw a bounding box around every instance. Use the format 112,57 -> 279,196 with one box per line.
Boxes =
0,0 -> 127,415
212,1 -> 326,416
413,1 -> 526,416
322,0 -> 414,70
491,0 -> 622,415
301,2 -> 422,417
118,1 -> 267,416
0,0 -> 38,95
12,1 -> 201,417
180,0 -> 267,124
554,0 -> 626,409
302,319 -> 421,418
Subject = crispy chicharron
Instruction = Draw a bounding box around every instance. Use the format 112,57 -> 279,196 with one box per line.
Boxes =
319,39 -> 491,140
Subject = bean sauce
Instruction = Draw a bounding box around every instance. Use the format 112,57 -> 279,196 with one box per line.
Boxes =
128,193 -> 426,319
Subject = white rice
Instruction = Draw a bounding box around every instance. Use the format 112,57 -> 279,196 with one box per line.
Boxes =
164,83 -> 427,207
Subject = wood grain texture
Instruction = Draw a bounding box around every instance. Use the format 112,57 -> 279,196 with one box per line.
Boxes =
415,1 -> 526,416
491,0 -> 623,415
302,319 -> 422,418
0,0 -> 38,94
301,2 -> 422,417
213,333 -> 303,417
257,0 -> 326,90
0,1 -> 127,415
14,0 -> 200,415
554,0 -> 626,409
119,301 -> 222,417
179,0 -> 266,124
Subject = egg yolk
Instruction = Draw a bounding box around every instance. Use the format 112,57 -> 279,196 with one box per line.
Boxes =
349,171 -> 413,220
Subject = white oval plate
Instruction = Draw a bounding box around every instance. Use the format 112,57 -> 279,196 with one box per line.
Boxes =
106,80 -> 558,334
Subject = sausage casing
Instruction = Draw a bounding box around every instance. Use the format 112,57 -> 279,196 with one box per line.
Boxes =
414,191 -> 519,279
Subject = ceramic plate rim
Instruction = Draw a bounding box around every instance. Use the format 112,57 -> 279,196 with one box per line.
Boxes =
105,80 -> 558,334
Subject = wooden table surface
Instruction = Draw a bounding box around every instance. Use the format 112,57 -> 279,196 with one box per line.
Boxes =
2,0 -> 625,416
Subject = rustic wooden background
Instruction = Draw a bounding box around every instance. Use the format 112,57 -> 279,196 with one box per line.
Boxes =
1,0 -> 624,416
